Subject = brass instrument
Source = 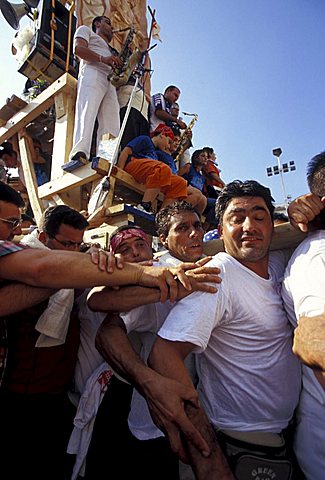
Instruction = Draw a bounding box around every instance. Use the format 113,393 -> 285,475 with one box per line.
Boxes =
174,113 -> 198,163
108,26 -> 142,88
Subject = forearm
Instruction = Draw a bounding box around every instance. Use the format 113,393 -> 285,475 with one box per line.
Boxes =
95,313 -> 159,391
293,312 -> 325,370
185,404 -> 234,480
74,44 -> 101,63
0,283 -> 56,316
0,250 -> 145,288
117,147 -> 132,169
155,109 -> 177,124
88,285 -> 162,312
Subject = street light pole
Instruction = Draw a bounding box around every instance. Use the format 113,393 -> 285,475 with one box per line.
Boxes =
266,147 -> 296,205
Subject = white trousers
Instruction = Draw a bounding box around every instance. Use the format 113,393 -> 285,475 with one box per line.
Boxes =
70,66 -> 120,160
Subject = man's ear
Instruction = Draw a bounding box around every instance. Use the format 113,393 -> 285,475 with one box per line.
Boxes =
217,224 -> 223,239
159,233 -> 168,247
38,231 -> 47,245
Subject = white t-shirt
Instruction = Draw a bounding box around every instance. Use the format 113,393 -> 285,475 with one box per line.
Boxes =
282,230 -> 325,406
74,25 -> 114,76
158,251 -> 301,432
282,230 -> 325,479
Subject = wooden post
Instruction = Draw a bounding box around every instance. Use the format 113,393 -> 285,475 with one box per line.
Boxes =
18,130 -> 45,225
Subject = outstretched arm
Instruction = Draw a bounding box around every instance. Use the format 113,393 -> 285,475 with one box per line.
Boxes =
88,262 -> 221,312
0,283 -> 56,317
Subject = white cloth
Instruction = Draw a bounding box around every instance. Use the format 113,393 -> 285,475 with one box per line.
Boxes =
158,251 -> 301,433
123,253 -> 198,441
282,230 -> 325,479
20,230 -> 74,347
67,362 -> 113,479
70,26 -> 120,160
73,290 -> 106,400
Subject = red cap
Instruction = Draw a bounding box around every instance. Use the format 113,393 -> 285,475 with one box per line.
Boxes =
150,123 -> 175,140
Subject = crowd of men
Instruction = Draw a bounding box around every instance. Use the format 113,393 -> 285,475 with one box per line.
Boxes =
0,12 -> 324,480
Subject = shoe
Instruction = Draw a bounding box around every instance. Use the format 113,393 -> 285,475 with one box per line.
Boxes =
61,152 -> 88,172
70,151 -> 88,163
135,203 -> 155,215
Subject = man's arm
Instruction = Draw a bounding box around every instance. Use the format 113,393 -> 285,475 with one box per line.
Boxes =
95,313 -> 211,461
88,263 -> 221,312
117,146 -> 132,170
0,248 -> 208,302
0,283 -> 56,316
149,337 -> 234,479
293,311 -> 325,385
155,108 -> 187,130
74,37 -> 121,68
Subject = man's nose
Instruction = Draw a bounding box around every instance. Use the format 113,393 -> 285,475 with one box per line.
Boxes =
242,217 -> 255,230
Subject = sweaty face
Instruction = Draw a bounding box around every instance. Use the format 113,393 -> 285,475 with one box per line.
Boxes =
42,223 -> 84,251
220,197 -> 273,275
160,211 -> 204,262
115,236 -> 153,263
0,201 -> 22,240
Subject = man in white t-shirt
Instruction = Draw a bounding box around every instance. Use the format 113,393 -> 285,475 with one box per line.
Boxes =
282,152 -> 325,480
149,180 -> 303,479
86,202 -> 222,479
67,16 -> 122,167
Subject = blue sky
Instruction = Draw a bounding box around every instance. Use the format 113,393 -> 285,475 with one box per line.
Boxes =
1,0 -> 325,205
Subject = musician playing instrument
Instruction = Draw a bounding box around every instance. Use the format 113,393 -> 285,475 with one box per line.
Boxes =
67,16 -> 122,166
149,85 -> 187,132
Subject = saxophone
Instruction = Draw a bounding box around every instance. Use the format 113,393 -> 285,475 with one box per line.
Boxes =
174,113 -> 198,163
108,27 -> 142,88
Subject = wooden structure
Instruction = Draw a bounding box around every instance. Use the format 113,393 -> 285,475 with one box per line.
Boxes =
0,73 -> 160,244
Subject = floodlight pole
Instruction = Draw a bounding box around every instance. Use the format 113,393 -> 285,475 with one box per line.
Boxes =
270,147 -> 288,205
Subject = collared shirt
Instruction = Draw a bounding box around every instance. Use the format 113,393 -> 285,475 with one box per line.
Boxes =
0,240 -> 24,387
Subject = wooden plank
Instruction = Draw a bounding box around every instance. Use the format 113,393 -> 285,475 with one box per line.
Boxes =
0,95 -> 28,127
38,162 -> 101,199
52,90 -> 76,179
18,131 -> 45,225
0,73 -> 77,144
203,222 -> 307,256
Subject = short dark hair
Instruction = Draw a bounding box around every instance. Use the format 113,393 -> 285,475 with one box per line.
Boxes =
216,180 -> 275,224
191,149 -> 203,166
202,147 -> 214,156
91,16 -> 109,32
39,205 -> 89,237
156,200 -> 198,237
306,151 -> 325,197
0,142 -> 14,158
0,181 -> 24,208
164,85 -> 180,94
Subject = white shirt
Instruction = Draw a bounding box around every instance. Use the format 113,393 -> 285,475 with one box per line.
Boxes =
74,25 -> 114,76
159,251 -> 301,432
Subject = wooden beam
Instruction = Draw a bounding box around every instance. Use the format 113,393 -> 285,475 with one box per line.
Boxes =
51,89 -> 76,179
18,130 -> 45,225
0,73 -> 77,144
37,162 -> 101,199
